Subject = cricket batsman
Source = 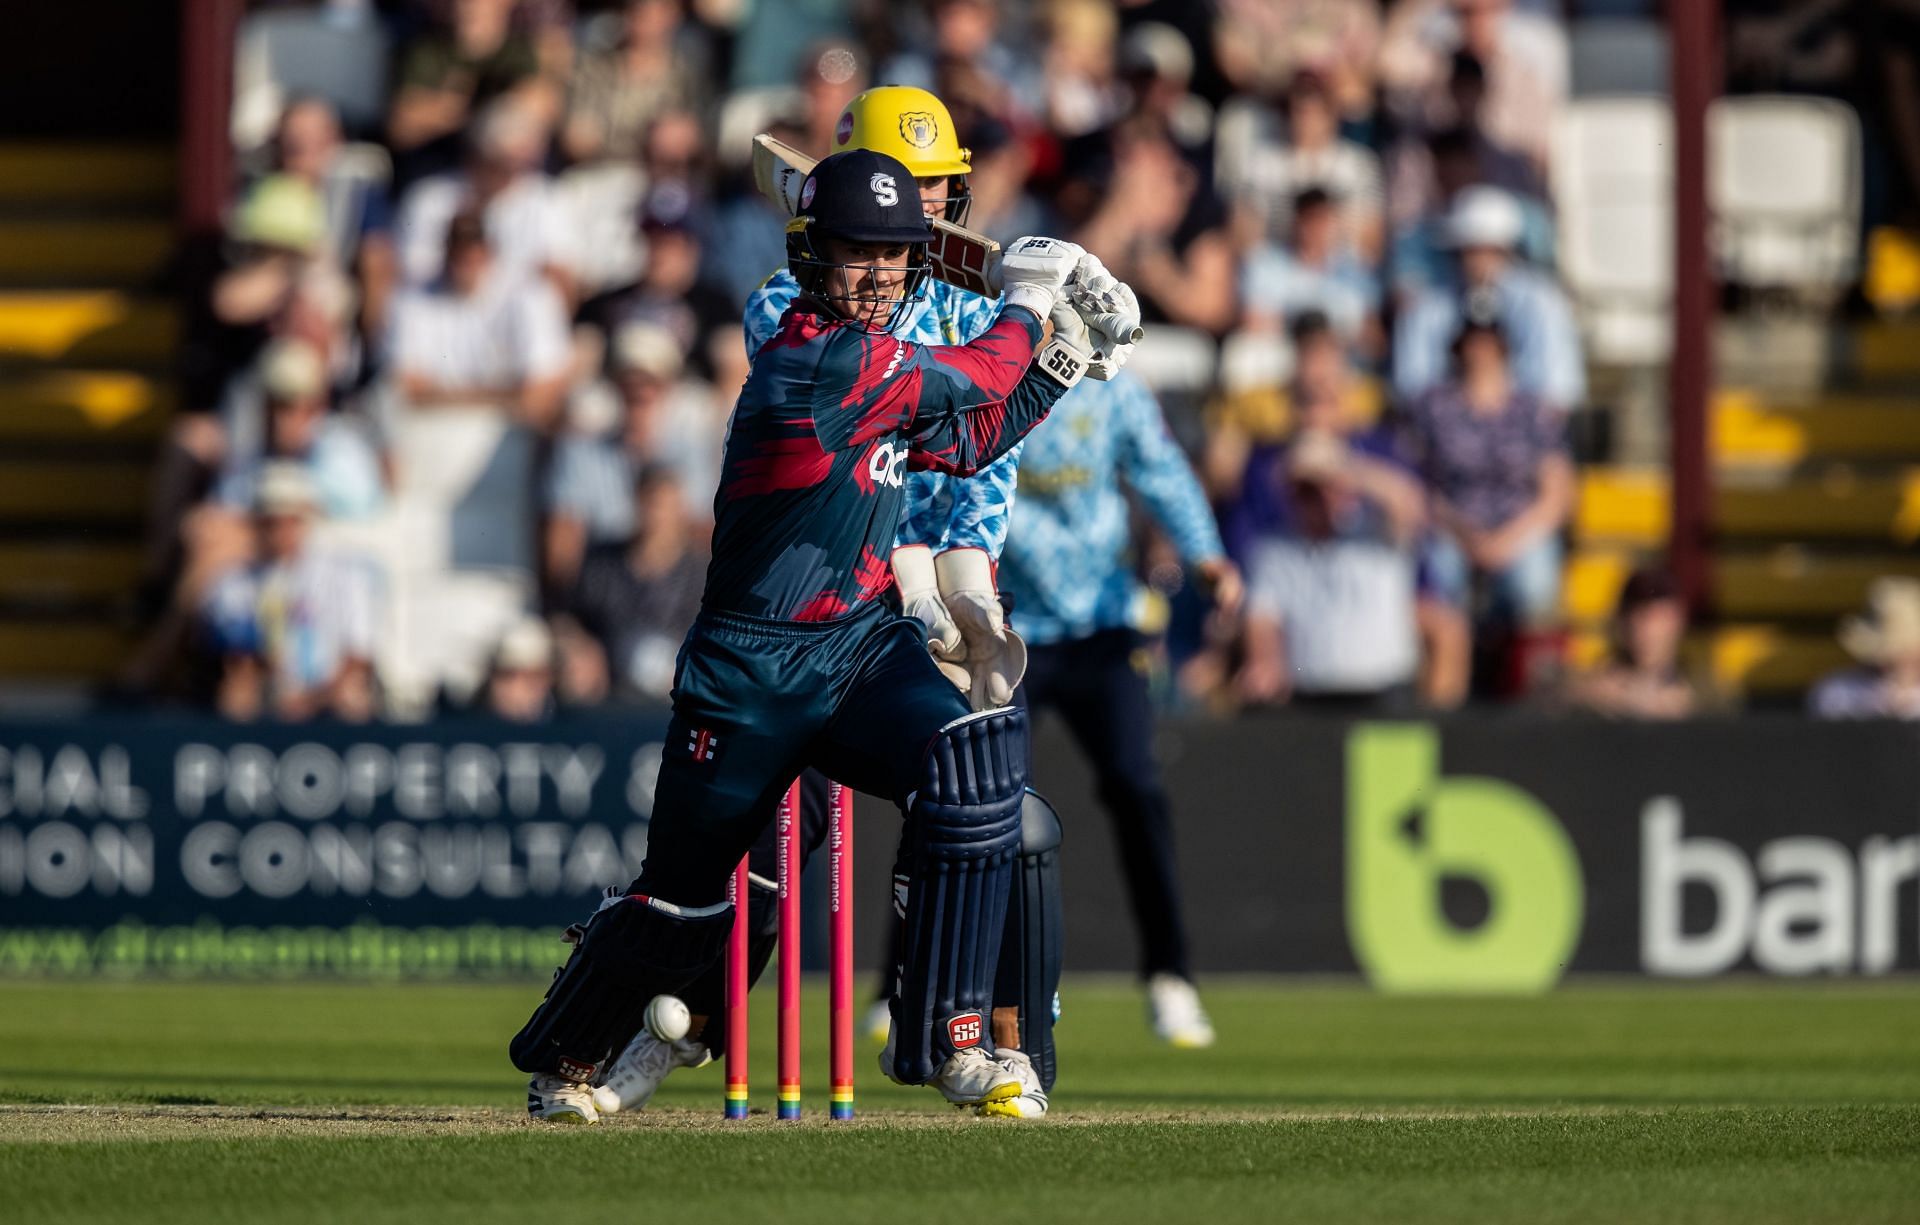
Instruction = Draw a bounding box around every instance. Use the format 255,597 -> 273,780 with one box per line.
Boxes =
510,144 -> 1124,1123
589,87 -> 1077,1121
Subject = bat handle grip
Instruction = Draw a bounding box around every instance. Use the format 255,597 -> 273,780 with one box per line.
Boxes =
1089,313 -> 1144,355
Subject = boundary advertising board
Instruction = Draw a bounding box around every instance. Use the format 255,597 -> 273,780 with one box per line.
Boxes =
2,715 -> 1915,984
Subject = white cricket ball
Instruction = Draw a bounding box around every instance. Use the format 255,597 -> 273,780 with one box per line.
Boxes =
645,994 -> 692,1042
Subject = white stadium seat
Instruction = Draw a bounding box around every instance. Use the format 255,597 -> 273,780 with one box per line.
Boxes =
1709,95 -> 1862,294
1551,96 -> 1674,365
336,406 -> 541,714
1123,327 -> 1219,401
232,9 -> 392,148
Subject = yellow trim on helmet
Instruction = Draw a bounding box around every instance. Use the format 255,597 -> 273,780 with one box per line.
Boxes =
833,86 -> 972,179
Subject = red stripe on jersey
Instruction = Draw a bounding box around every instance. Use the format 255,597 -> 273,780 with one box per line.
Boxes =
791,592 -> 851,622
727,433 -> 834,497
922,314 -> 1033,395
852,545 -> 892,600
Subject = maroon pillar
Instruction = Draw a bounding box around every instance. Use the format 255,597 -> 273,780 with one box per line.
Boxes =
1668,0 -> 1720,615
179,0 -> 243,235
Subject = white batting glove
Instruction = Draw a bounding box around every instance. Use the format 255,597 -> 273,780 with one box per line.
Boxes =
1053,292 -> 1131,382
933,547 -> 1028,710
891,545 -> 963,662
999,236 -> 1086,320
1066,258 -> 1142,377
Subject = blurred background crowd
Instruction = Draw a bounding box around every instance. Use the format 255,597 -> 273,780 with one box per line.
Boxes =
51,0 -> 1920,725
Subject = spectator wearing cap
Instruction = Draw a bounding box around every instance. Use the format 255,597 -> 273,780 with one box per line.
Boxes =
1392,185 -> 1583,409
482,616 -> 559,723
1571,566 -> 1698,720
273,97 -> 399,346
1218,68 -> 1384,261
143,174 -> 337,651
390,209 -> 572,428
393,98 -> 571,296
1810,579 -> 1920,720
201,463 -> 381,722
1401,310 -> 1572,708
1236,418 -> 1436,710
561,0 -> 713,166
1240,187 -> 1383,359
557,466 -> 707,703
180,175 -> 328,418
213,339 -> 385,522
1117,21 -> 1215,155
542,320 -> 718,591
388,0 -> 556,172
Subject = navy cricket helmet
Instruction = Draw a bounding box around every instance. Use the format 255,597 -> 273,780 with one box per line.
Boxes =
787,148 -> 934,333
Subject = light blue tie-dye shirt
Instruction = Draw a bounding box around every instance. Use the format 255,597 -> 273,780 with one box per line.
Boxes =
743,270 -> 1021,556
998,371 -> 1225,646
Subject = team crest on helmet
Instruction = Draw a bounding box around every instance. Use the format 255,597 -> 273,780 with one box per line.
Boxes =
899,112 -> 939,149
835,111 -> 856,147
800,175 -> 818,209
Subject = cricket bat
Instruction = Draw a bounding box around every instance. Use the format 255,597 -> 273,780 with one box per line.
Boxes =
752,133 -> 1143,355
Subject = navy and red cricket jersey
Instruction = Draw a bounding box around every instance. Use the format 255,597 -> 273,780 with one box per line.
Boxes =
702,301 -> 1063,622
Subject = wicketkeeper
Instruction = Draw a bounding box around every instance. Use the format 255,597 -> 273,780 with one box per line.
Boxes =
510,146 -> 1125,1123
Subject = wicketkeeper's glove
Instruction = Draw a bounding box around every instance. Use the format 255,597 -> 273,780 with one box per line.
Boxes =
933,547 -> 1027,711
891,545 -> 963,661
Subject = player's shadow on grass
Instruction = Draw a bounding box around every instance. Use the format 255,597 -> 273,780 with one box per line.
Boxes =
0,1066 -> 509,1098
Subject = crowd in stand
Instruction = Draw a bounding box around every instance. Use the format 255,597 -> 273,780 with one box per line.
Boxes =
141,0 -> 1750,725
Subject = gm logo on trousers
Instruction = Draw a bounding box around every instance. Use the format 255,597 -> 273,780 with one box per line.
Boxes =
1346,724 -> 1583,993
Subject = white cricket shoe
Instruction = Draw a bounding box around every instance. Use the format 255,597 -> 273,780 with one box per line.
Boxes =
928,1047 -> 1022,1107
977,1048 -> 1048,1119
1147,973 -> 1216,1049
591,1031 -> 712,1116
526,1073 -> 598,1124
878,1029 -> 1022,1106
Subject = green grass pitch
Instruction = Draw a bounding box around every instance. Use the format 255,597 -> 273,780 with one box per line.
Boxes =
3,977 -> 1918,1223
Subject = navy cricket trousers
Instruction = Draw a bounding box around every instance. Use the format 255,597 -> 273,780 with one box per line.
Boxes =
1019,628 -> 1193,982
633,600 -> 971,908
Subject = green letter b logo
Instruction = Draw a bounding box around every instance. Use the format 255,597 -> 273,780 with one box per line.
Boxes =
1347,724 -> 1583,993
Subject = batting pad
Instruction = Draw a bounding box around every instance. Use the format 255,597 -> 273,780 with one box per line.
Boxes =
996,789 -> 1064,1092
892,708 -> 1028,1084
509,894 -> 733,1079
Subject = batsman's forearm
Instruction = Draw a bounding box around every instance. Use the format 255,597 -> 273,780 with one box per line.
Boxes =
910,368 -> 1065,477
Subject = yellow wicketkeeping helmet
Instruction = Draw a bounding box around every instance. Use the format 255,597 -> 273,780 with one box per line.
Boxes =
833,86 -> 973,179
